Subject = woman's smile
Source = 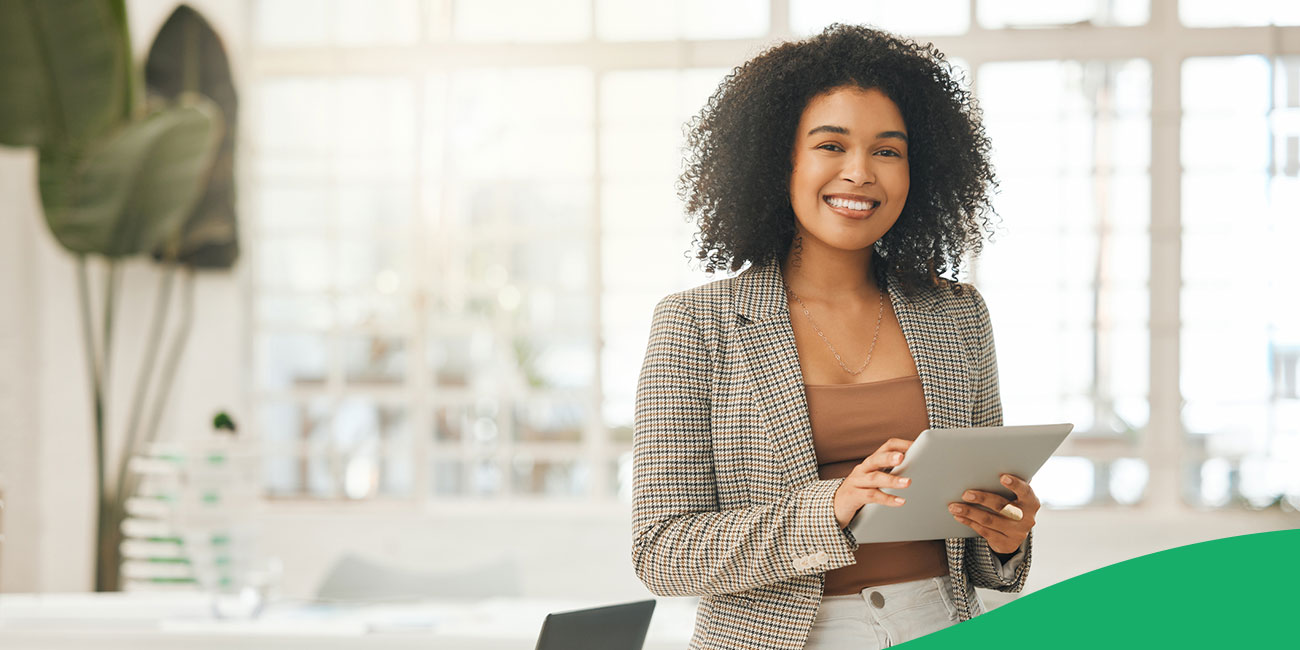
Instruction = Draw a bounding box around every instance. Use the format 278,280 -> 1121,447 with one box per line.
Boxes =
823,193 -> 882,219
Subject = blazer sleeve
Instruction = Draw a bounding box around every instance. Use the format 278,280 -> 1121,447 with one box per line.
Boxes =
960,284 -> 1033,592
630,295 -> 856,598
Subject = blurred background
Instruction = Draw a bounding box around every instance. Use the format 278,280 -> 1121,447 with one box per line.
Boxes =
1,0 -> 1297,611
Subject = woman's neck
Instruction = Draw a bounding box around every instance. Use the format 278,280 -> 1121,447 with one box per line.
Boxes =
780,239 -> 879,303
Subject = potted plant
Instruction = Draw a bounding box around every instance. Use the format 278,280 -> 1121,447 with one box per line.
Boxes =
0,0 -> 240,591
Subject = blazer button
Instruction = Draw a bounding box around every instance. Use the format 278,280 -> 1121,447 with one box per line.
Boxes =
870,591 -> 885,608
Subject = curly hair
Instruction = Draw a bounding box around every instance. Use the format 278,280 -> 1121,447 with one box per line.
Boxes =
678,23 -> 998,294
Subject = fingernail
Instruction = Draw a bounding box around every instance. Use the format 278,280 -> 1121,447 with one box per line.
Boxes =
1002,476 -> 1013,485
900,478 -> 911,486
894,497 -> 905,504
948,505 -> 962,514
963,491 -> 975,500
894,454 -> 903,463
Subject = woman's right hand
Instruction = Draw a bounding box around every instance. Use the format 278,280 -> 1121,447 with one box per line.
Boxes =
832,438 -> 914,528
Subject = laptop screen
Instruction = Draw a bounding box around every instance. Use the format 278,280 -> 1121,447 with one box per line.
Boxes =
534,600 -> 657,650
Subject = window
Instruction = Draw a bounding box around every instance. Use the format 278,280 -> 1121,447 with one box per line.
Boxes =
249,1 -> 730,502
247,0 -> 1300,512
791,0 -> 969,36
1180,56 -> 1300,509
978,0 -> 1149,28
1179,0 -> 1300,27
974,58 -> 1152,507
597,0 -> 770,40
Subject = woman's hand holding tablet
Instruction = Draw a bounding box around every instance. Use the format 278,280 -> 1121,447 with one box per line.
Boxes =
948,473 -> 1041,555
831,437 -> 917,528
844,424 -> 1071,545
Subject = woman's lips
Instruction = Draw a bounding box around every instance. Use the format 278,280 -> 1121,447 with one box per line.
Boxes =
823,195 -> 878,219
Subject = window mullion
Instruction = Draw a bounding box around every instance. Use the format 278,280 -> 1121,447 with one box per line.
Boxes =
1146,11 -> 1184,513
589,69 -> 609,500
410,69 -> 431,508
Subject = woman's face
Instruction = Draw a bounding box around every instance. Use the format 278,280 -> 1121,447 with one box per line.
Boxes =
788,86 -> 909,256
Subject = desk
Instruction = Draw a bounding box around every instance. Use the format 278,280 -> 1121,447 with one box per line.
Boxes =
0,593 -> 698,649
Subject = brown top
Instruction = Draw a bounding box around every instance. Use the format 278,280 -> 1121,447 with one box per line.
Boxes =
805,375 -> 948,595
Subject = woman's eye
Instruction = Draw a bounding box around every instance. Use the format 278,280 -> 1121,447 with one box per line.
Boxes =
817,143 -> 844,152
876,149 -> 901,157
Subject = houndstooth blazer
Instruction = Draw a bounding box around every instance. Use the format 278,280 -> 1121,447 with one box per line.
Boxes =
631,258 -> 1032,650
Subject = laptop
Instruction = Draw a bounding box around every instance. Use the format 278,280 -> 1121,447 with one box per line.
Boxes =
534,600 -> 657,650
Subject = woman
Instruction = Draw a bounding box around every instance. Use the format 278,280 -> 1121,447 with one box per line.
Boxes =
631,24 -> 1040,650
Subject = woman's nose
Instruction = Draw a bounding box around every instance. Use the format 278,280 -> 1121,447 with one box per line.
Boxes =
841,153 -> 875,185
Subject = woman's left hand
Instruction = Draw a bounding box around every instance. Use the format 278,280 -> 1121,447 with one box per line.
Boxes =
948,474 -> 1039,555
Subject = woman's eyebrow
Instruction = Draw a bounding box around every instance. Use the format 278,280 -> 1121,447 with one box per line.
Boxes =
806,125 -> 909,142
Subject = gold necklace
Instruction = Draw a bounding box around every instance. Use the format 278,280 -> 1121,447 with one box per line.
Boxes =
784,282 -> 885,376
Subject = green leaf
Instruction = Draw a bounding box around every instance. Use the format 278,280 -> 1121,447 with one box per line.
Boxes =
144,4 -> 240,269
212,411 -> 237,432
38,101 -> 222,258
0,0 -> 128,148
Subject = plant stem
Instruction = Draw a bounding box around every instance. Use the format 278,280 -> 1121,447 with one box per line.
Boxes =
94,498 -> 123,592
102,261 -> 119,411
76,258 -> 106,517
123,268 -> 196,504
78,258 -> 117,591
114,265 -> 175,506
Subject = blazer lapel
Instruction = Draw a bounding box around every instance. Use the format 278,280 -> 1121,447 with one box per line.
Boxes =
730,261 -> 973,489
887,276 -> 972,430
733,261 -> 822,488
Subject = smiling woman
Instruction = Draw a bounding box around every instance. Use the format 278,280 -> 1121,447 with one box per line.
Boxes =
635,24 -> 1025,650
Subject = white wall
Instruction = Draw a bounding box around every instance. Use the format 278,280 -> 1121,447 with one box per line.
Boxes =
0,147 -> 41,591
1,0 -> 1296,602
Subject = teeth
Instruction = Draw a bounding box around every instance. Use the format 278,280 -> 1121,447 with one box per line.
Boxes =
826,196 -> 876,211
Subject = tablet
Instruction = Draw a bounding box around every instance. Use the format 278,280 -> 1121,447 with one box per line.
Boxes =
845,423 -> 1073,544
